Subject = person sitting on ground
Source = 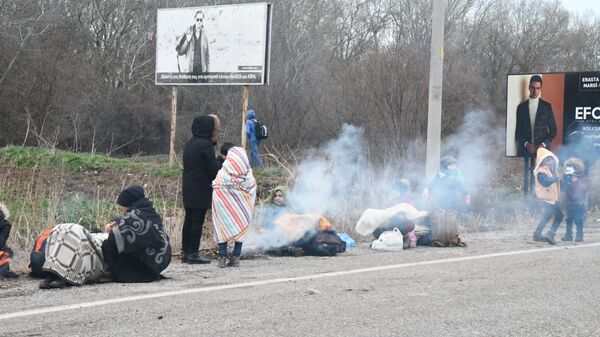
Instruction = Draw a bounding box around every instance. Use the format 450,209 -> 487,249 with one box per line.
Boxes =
212,147 -> 257,268
37,223 -> 110,289
384,178 -> 414,207
0,203 -> 18,279
259,186 -> 289,231
423,155 -> 470,211
102,185 -> 172,282
561,157 -> 589,242
532,148 -> 563,245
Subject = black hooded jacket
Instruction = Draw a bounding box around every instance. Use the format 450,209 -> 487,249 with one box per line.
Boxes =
102,198 -> 172,282
0,208 -> 11,250
182,115 -> 221,209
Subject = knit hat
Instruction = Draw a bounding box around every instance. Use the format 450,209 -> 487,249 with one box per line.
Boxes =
117,186 -> 145,207
440,155 -> 457,169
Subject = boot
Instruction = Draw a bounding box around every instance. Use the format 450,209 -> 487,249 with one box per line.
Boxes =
545,232 -> 556,245
217,256 -> 227,268
182,252 -> 211,264
533,231 -> 545,242
561,233 -> 573,241
575,232 -> 584,242
227,255 -> 240,267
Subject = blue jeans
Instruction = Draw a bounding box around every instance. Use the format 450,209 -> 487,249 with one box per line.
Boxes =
249,141 -> 264,169
535,202 -> 563,236
565,204 -> 586,236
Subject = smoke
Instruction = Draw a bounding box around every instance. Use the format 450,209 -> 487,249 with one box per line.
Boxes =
245,111 -> 506,253
443,110 -> 505,192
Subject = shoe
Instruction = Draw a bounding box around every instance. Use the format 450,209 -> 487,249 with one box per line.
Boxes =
288,246 -> 304,257
1,271 -> 19,279
182,252 -> 211,264
49,278 -> 67,289
217,256 -> 227,268
546,233 -> 556,245
575,234 -> 584,242
533,232 -> 545,242
39,276 -> 54,289
227,255 -> 240,267
561,234 -> 573,241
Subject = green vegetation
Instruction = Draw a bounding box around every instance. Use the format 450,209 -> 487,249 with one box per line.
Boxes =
0,146 -> 182,177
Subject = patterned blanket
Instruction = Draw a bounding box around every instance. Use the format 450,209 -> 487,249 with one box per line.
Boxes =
43,223 -> 109,285
212,147 -> 257,243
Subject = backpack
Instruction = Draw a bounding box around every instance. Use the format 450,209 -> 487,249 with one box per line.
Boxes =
29,227 -> 54,278
254,120 -> 269,140
305,230 -> 347,256
429,210 -> 466,247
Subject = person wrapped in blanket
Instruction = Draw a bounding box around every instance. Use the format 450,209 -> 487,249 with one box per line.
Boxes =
34,223 -> 110,289
212,146 -> 257,268
102,185 -> 172,282
0,203 -> 18,279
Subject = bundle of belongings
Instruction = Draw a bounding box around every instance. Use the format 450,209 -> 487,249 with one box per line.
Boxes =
356,203 -> 428,249
255,213 -> 346,257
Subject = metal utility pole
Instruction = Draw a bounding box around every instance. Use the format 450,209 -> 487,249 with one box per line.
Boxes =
425,0 -> 446,182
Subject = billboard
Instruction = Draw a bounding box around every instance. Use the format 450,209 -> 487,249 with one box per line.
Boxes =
155,3 -> 272,86
506,72 -> 600,159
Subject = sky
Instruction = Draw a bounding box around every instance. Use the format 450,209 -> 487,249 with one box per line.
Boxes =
558,0 -> 600,16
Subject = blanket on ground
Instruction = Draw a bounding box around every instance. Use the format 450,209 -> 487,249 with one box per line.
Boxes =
356,203 -> 428,236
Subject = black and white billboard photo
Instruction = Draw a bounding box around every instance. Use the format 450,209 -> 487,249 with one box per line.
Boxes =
155,3 -> 272,86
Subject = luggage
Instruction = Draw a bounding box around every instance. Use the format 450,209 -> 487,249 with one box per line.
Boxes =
29,227 -> 54,277
429,210 -> 466,247
305,230 -> 346,256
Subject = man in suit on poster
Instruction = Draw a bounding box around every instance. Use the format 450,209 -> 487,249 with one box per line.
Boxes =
515,75 -> 558,193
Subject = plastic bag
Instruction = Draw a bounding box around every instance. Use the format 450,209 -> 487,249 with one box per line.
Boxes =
337,232 -> 356,248
371,228 -> 403,251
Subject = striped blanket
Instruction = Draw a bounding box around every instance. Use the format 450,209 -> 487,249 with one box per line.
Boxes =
43,223 -> 109,285
212,147 -> 257,244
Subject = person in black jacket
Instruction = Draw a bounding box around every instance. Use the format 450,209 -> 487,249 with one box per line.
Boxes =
0,203 -> 19,278
102,186 -> 172,282
515,75 -> 558,193
181,114 -> 221,264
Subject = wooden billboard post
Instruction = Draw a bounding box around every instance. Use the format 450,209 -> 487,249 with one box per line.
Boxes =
169,86 -> 177,167
241,85 -> 249,151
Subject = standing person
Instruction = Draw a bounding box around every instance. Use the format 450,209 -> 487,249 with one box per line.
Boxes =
181,115 -> 221,264
246,109 -> 265,169
0,203 -> 18,279
532,148 -> 563,245
515,75 -> 558,192
561,157 -> 589,242
176,9 -> 210,74
102,186 -> 172,282
212,147 -> 257,268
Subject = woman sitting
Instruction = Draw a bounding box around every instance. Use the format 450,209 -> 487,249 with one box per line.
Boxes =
102,185 -> 172,282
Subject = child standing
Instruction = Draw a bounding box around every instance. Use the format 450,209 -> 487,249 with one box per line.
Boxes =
532,148 -> 563,245
561,157 -> 589,242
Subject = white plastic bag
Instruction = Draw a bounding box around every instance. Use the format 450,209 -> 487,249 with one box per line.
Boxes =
371,228 -> 403,251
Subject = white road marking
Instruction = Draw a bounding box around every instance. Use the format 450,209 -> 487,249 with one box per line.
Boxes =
2,243 -> 599,320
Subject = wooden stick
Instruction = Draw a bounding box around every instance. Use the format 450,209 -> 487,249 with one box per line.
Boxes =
169,86 -> 177,167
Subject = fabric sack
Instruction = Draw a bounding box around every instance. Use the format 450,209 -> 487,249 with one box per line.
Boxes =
305,230 -> 346,256
255,120 -> 269,140
430,209 -> 466,247
371,228 -> 403,251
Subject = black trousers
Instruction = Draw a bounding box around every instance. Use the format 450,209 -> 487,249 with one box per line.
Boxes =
102,236 -> 159,283
182,207 -> 208,254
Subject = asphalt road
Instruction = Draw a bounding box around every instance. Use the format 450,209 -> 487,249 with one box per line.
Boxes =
1,229 -> 600,337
